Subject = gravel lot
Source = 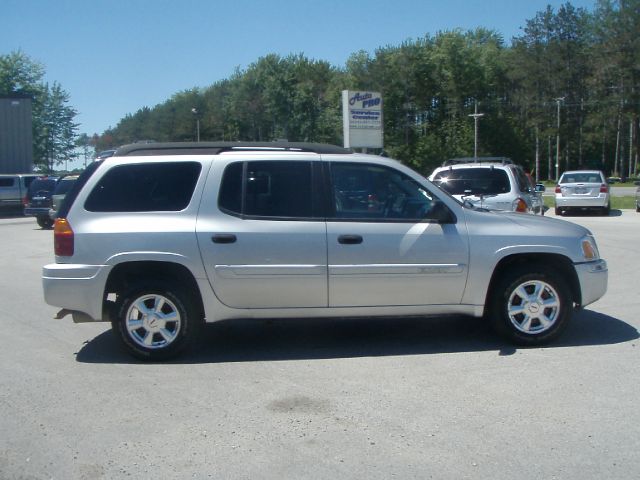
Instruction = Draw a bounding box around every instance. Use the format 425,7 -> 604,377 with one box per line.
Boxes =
1,210 -> 638,480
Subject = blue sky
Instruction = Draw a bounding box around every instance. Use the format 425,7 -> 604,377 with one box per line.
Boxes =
3,0 -> 597,137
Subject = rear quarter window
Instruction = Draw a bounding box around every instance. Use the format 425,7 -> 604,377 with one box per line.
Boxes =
84,162 -> 201,212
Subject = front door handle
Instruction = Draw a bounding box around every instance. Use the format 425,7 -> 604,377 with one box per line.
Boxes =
338,234 -> 363,245
212,234 -> 237,244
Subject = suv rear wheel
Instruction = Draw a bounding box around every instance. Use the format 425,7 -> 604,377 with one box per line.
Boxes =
489,266 -> 573,345
112,281 -> 201,360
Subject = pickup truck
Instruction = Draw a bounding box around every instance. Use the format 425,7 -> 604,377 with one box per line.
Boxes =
0,174 -> 38,211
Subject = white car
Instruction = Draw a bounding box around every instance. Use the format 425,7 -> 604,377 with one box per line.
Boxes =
42,143 -> 607,360
554,170 -> 610,216
429,159 -> 543,214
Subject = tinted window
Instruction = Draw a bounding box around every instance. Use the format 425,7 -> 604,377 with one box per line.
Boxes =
218,161 -> 313,218
433,168 -> 510,195
53,178 -> 78,195
330,163 -> 435,220
218,162 -> 243,214
28,178 -> 58,195
85,162 -> 201,212
0,178 -> 15,187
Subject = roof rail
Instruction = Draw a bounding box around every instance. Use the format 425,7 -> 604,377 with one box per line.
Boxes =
114,141 -> 352,157
443,156 -> 513,166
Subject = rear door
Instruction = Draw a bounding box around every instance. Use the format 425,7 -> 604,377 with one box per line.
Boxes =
197,156 -> 328,309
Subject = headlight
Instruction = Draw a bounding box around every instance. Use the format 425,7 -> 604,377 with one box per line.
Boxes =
580,235 -> 600,260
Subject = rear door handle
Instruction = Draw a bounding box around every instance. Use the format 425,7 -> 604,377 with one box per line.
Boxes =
212,234 -> 237,244
338,234 -> 363,245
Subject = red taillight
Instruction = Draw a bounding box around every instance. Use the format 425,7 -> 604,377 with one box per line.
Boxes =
600,184 -> 608,193
22,195 -> 28,207
555,185 -> 561,194
514,197 -> 528,213
54,218 -> 74,256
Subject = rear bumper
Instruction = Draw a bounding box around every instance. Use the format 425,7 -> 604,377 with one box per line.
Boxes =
24,207 -> 51,217
574,259 -> 608,307
555,195 -> 609,209
42,263 -> 112,321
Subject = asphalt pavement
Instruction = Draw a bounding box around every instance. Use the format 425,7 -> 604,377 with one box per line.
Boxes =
1,211 -> 638,479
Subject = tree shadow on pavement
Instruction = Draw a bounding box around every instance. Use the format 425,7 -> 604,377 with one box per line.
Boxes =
75,309 -> 638,364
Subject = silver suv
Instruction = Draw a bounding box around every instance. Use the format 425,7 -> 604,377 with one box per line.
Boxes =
429,158 -> 545,214
43,142 -> 607,360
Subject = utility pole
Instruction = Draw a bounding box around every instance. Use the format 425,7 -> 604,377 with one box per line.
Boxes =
468,102 -> 484,160
555,97 -> 565,181
191,108 -> 200,142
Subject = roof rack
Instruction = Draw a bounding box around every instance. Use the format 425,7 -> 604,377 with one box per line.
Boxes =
443,157 -> 513,166
114,141 -> 352,157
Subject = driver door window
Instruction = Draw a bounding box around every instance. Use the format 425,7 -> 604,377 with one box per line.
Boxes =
330,163 -> 435,221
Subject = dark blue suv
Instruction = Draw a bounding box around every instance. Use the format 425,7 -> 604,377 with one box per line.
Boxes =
24,176 -> 60,228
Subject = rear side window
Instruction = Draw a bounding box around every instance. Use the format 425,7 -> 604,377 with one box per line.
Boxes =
0,178 -> 15,187
433,168 -> 510,195
85,162 -> 201,212
218,161 -> 314,219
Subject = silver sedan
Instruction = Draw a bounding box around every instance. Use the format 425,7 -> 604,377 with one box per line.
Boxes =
554,170 -> 610,216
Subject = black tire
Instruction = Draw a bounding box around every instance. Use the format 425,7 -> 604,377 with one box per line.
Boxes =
554,207 -> 562,216
602,204 -> 610,216
111,281 -> 202,361
37,216 -> 54,229
489,266 -> 573,345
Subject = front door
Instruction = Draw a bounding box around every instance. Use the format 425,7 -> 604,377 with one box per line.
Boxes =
326,162 -> 469,307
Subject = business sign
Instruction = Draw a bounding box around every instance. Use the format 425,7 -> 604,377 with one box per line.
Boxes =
342,90 -> 383,149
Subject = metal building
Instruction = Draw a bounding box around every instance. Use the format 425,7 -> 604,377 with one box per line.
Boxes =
0,94 -> 34,173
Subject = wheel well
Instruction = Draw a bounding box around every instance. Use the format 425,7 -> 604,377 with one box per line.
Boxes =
484,253 -> 581,314
103,261 -> 205,322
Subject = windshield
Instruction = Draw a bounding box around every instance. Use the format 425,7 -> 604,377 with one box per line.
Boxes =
432,168 -> 510,196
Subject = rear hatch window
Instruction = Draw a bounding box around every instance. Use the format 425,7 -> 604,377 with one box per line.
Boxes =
433,168 -> 510,196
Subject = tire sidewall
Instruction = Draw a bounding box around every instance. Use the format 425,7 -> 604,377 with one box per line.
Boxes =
112,282 -> 199,361
490,267 -> 573,345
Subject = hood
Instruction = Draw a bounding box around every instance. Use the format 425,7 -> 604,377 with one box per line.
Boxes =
466,208 -> 592,238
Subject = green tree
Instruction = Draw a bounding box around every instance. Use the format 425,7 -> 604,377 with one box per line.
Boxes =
39,82 -> 79,172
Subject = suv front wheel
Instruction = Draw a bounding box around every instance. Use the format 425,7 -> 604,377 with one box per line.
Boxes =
112,281 -> 201,360
489,266 -> 573,345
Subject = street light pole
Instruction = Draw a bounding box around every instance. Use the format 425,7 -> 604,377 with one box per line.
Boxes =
555,97 -> 564,181
191,108 -> 200,142
468,102 -> 484,160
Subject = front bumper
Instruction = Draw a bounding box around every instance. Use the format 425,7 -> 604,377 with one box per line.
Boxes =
574,259 -> 608,307
42,263 -> 112,322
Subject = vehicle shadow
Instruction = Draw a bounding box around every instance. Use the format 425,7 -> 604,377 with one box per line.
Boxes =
559,209 -> 622,217
75,309 -> 638,364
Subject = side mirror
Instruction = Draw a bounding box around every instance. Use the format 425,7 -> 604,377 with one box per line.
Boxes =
429,200 -> 456,224
535,183 -> 546,193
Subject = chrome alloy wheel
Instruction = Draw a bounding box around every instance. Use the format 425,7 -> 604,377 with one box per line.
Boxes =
507,279 -> 561,334
125,294 -> 182,349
